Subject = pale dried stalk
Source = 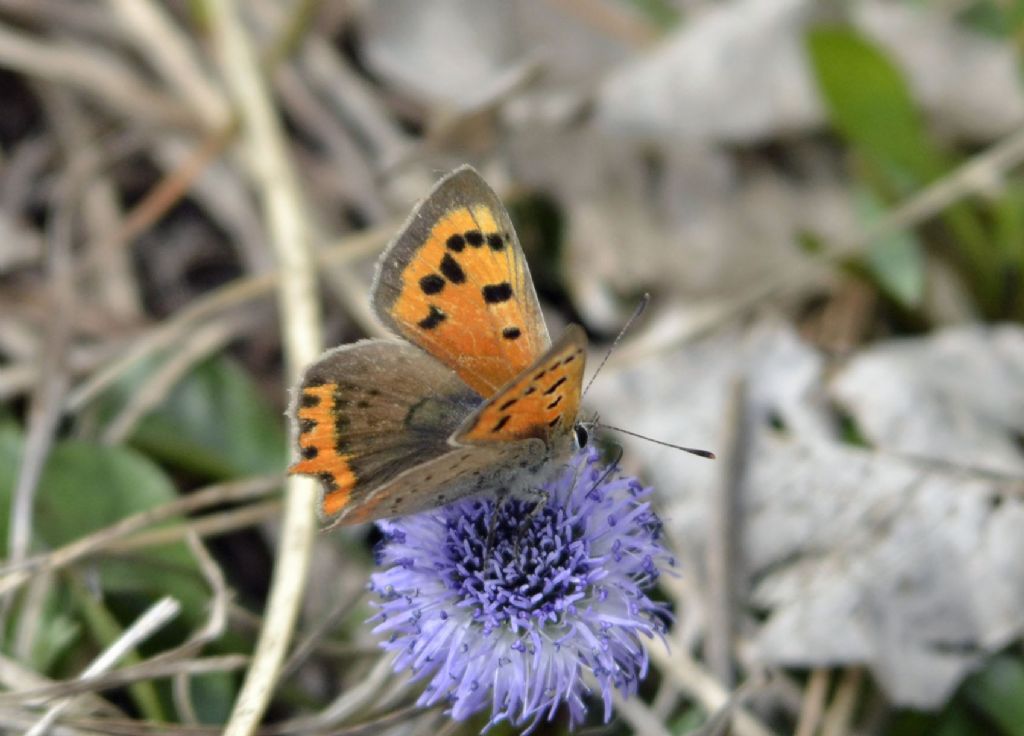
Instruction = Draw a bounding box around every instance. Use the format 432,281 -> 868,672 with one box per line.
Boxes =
794,669 -> 830,736
0,475 -> 281,595
287,656 -> 395,731
3,655 -> 248,706
705,378 -> 748,686
207,2 -> 322,735
65,225 -> 387,415
821,668 -> 863,736
612,691 -> 674,736
0,24 -> 193,127
107,0 -> 230,129
25,597 -> 181,736
108,500 -> 282,554
5,115 -> 77,612
647,644 -> 777,736
100,315 -> 246,444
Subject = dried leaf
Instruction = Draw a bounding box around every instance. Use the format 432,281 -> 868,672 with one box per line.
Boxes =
831,325 -> 1024,475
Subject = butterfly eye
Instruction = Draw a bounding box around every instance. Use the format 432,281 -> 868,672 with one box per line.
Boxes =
573,424 -> 589,449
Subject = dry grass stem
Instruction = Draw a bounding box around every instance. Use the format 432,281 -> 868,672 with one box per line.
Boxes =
5,145 -> 77,602
705,378 -> 749,686
100,314 -> 249,444
0,24 -> 194,128
0,475 -> 282,595
647,644 -> 777,736
108,499 -> 283,554
207,2 -> 322,734
821,668 -> 864,736
795,669 -> 831,736
24,596 -> 181,735
65,226 -> 387,416
3,655 -> 249,707
612,690 -> 674,736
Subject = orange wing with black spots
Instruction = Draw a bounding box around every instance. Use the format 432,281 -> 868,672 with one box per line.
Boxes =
372,166 -> 550,397
456,325 -> 587,445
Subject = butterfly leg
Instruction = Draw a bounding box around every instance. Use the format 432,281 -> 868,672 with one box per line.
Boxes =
484,491 -> 510,558
512,487 -> 550,557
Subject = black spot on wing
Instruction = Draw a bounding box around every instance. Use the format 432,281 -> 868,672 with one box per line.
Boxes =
447,234 -> 465,252
499,398 -> 517,411
465,230 -> 484,247
544,376 -> 567,396
418,305 -> 446,330
300,393 -> 320,408
502,326 -> 521,340
483,282 -> 513,303
419,274 -> 444,295
547,395 -> 563,409
440,253 -> 466,283
487,233 -> 505,251
491,415 -> 511,432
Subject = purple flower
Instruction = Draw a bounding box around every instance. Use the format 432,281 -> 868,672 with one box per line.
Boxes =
368,447 -> 673,731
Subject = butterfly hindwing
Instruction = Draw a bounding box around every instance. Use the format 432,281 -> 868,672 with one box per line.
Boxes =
289,340 -> 479,523
371,166 -> 550,397
336,440 -> 546,526
456,325 -> 587,445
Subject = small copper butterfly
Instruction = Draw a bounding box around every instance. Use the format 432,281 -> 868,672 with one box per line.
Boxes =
288,166 -> 589,527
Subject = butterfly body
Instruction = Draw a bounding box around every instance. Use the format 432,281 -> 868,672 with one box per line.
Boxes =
289,167 -> 588,527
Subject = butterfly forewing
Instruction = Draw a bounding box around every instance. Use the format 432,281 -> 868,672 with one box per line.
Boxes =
371,167 -> 550,397
456,325 -> 587,445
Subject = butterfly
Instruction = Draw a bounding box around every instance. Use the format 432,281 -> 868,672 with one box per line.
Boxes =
288,166 -> 590,527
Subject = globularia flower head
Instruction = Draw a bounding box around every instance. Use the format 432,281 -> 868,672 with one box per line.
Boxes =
368,447 -> 674,731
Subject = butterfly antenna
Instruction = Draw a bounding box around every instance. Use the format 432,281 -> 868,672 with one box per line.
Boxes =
589,443 -> 625,492
598,423 -> 716,459
581,293 -> 650,399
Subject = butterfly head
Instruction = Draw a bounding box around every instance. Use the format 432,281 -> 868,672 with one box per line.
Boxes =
572,421 -> 590,451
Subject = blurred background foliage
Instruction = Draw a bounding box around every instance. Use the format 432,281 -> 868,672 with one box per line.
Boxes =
0,0 -> 1023,734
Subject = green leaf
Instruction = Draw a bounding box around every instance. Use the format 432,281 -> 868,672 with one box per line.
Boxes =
807,26 -> 948,181
191,673 -> 237,724
933,704 -> 985,736
855,187 -> 925,307
964,655 -> 1024,736
42,442 -> 208,617
26,583 -> 82,673
98,355 -> 287,478
0,438 -> 208,621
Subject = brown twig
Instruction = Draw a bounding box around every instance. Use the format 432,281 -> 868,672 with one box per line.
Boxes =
704,378 -> 749,686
